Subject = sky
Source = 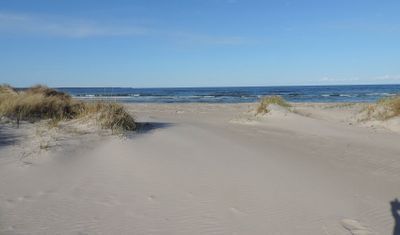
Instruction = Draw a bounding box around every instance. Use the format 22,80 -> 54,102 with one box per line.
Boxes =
0,0 -> 400,87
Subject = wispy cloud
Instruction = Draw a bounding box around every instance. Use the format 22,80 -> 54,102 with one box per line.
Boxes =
0,11 -> 250,45
317,75 -> 400,84
323,19 -> 400,33
374,74 -> 400,82
168,31 -> 250,45
319,76 -> 361,83
0,12 -> 149,38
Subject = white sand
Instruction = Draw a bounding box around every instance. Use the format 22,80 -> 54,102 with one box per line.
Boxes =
0,103 -> 399,234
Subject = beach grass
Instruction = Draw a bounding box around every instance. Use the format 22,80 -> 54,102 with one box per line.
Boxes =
376,96 -> 400,118
83,102 -> 136,132
256,96 -> 290,114
363,96 -> 400,120
0,84 -> 136,132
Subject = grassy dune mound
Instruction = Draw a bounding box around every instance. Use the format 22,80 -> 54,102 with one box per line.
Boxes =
0,85 -> 136,132
0,84 -> 17,95
82,102 -> 136,132
363,96 -> 400,120
256,96 -> 291,114
0,85 -> 80,122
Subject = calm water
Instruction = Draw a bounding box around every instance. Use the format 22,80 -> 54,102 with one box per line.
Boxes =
56,85 -> 400,103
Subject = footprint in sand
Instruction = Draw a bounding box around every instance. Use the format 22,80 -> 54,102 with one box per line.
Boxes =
5,198 -> 15,206
17,195 -> 33,202
230,207 -> 247,216
147,195 -> 156,201
341,219 -> 374,235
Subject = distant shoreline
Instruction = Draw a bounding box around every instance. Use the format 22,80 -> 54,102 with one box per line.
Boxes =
39,84 -> 400,104
12,83 -> 400,90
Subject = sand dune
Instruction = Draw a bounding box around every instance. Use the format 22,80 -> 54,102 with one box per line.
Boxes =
0,103 -> 399,234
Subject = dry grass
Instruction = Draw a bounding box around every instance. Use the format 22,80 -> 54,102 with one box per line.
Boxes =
0,85 -> 80,123
0,85 -> 136,132
82,102 -> 136,132
377,96 -> 400,118
256,96 -> 290,114
363,96 -> 400,120
0,84 -> 17,95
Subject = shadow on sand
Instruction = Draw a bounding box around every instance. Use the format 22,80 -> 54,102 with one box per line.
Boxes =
0,125 -> 20,148
133,122 -> 174,135
391,198 -> 400,235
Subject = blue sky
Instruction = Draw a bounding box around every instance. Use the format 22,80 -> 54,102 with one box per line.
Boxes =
1,0 -> 400,87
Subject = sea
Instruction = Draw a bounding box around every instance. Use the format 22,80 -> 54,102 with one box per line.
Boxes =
56,84 -> 400,103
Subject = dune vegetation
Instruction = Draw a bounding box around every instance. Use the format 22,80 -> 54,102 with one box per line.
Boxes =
363,96 -> 400,120
0,85 -> 136,132
81,102 -> 136,132
256,96 -> 291,114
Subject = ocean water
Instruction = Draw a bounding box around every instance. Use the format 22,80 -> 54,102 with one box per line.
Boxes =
57,85 -> 400,103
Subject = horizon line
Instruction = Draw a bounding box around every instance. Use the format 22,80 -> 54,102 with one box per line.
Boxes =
12,83 -> 400,89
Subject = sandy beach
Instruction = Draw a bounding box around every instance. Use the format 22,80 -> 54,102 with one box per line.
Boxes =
0,102 -> 399,234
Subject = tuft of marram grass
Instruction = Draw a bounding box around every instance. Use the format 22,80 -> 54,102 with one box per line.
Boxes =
0,85 -> 136,132
84,102 -> 136,132
363,96 -> 400,120
256,96 -> 290,114
26,85 -> 72,100
0,85 -> 80,123
0,84 -> 17,95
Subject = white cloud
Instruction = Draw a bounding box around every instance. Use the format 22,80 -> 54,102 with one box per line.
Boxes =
319,76 -> 361,83
317,75 -> 400,84
375,75 -> 400,81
